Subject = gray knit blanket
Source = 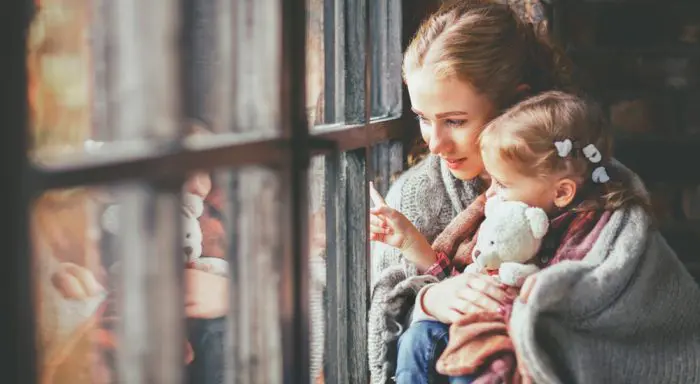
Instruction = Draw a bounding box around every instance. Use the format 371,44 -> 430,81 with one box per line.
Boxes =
368,155 -> 700,383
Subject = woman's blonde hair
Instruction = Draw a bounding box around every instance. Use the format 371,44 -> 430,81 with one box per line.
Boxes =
479,91 -> 651,213
403,0 -> 573,109
403,0 -> 575,165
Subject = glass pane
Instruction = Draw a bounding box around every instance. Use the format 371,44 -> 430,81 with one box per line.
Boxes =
28,1 -> 181,166
370,0 -> 402,120
228,167 -> 285,383
232,0 -> 281,138
369,141 -> 404,284
307,156 -> 326,383
307,0 -> 327,126
307,0 -> 345,130
31,168 -> 239,384
32,184 -> 186,384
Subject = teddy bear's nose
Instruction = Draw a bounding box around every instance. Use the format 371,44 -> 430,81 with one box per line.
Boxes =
473,250 -> 480,258
184,246 -> 193,256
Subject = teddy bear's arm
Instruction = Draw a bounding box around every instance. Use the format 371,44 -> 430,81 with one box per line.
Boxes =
498,262 -> 540,287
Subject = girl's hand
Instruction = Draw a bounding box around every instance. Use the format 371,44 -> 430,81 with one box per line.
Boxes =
369,183 -> 435,268
422,271 -> 519,324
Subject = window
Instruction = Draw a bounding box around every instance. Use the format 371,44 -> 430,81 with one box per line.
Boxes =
6,0 -> 408,383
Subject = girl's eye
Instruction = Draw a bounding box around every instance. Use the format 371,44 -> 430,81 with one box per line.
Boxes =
445,119 -> 466,128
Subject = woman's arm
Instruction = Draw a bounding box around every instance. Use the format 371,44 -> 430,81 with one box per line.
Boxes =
419,271 -> 518,324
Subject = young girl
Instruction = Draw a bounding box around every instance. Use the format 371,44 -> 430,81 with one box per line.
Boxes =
370,91 -> 651,383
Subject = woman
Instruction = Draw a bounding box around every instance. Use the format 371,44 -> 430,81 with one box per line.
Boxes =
369,1 -> 568,380
368,1 -> 700,384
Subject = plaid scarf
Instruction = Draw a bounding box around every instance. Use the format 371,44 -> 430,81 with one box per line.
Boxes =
427,196 -> 611,383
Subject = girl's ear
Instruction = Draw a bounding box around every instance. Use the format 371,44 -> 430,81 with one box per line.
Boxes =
554,178 -> 577,208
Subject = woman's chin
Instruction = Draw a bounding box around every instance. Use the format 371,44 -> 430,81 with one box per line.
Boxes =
446,164 -> 482,181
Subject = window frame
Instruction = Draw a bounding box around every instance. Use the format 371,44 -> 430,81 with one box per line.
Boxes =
3,0 -> 422,382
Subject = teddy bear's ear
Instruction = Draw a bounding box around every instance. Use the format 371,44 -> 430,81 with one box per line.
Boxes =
182,192 -> 205,218
524,207 -> 549,240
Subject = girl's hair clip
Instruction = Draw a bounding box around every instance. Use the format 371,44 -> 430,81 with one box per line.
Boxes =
554,139 -> 572,157
592,166 -> 610,183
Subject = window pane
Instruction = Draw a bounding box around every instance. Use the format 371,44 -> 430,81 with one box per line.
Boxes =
32,184 -> 186,384
308,0 -> 346,130
232,0 -> 281,138
370,0 -> 402,119
307,156 -> 326,383
307,0 -> 327,126
229,167 -> 286,383
28,1 -> 181,166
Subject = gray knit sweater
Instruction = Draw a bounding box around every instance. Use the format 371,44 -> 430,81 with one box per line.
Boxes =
368,155 -> 700,383
368,155 -> 484,383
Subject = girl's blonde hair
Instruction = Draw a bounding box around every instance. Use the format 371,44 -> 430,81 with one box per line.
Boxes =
403,0 -> 575,165
479,91 -> 651,213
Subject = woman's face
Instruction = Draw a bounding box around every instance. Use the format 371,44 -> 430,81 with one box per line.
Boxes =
405,69 -> 497,180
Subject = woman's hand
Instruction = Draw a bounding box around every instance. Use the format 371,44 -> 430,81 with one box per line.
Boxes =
184,268 -> 230,319
421,271 -> 518,323
518,273 -> 538,304
369,182 -> 436,269
51,262 -> 105,300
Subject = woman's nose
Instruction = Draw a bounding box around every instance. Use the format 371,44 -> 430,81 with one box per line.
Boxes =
427,127 -> 452,155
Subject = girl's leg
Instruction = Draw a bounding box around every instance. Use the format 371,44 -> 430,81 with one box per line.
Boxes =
395,320 -> 450,384
186,317 -> 226,384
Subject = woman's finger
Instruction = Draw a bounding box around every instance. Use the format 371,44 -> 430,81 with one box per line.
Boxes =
448,296 -> 476,315
369,182 -> 388,208
464,272 -> 513,304
456,286 -> 502,313
519,274 -> 538,303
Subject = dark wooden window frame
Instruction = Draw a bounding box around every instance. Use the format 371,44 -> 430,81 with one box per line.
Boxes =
1,0 -> 424,382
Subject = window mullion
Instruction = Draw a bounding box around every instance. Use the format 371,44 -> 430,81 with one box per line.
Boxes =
3,0 -> 34,383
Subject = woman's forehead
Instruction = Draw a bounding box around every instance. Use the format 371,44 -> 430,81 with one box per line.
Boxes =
406,70 -> 493,117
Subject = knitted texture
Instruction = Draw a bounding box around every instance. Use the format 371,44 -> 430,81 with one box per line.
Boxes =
368,155 -> 484,383
370,157 -> 700,383
510,204 -> 700,383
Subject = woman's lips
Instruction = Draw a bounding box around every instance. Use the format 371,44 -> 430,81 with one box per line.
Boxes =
444,157 -> 467,169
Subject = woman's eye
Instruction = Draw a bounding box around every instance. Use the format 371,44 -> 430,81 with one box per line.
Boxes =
415,115 -> 429,123
445,119 -> 466,127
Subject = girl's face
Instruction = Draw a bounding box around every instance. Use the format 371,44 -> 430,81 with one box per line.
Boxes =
482,149 -> 577,214
405,69 -> 497,181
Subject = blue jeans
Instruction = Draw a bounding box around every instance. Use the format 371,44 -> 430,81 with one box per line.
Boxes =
187,317 -> 226,384
395,321 -> 477,384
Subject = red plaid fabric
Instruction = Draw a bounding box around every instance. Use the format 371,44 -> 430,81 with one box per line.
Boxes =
424,252 -> 462,280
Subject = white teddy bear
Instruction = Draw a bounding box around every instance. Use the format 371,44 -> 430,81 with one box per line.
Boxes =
465,197 -> 550,287
182,192 -> 229,277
